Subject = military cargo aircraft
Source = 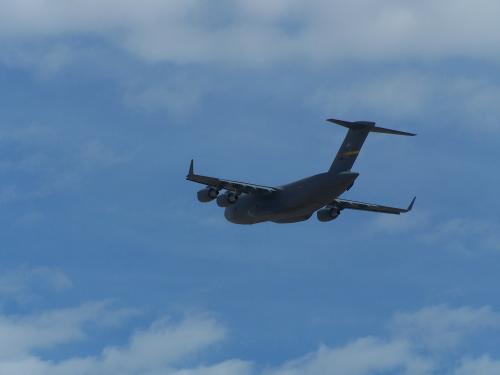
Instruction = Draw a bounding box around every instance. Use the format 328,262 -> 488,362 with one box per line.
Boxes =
187,118 -> 416,224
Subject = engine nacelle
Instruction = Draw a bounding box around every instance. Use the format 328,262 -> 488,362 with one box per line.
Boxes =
197,187 -> 219,203
317,206 -> 341,222
216,191 -> 239,207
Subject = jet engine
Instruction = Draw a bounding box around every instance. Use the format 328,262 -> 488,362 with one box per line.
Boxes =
316,206 -> 341,222
197,187 -> 219,202
216,191 -> 239,207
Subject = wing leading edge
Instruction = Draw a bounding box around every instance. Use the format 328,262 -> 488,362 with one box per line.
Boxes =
333,196 -> 416,215
186,160 -> 279,194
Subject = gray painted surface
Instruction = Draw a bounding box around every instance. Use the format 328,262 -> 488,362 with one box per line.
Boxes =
187,119 -> 416,225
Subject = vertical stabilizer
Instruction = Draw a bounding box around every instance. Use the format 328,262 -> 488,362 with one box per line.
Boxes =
327,118 -> 415,174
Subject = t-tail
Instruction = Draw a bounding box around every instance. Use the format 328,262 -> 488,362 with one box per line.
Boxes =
327,118 -> 416,174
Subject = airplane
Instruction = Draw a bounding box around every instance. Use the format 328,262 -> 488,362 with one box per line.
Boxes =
186,118 -> 416,224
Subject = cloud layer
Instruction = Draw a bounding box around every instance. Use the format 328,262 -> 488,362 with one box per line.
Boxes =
2,0 -> 500,66
1,301 -> 500,375
3,1 -> 500,132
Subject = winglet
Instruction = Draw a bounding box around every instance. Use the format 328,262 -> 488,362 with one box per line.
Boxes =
187,159 -> 194,177
405,196 -> 416,212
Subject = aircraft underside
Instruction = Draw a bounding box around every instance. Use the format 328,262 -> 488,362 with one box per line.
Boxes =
271,213 -> 314,224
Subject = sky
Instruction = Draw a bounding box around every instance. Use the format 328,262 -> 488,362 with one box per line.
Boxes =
1,1 -> 500,374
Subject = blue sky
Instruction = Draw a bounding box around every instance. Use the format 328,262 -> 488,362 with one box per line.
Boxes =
1,1 -> 500,374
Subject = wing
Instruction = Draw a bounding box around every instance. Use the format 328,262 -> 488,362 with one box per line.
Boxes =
333,196 -> 416,215
186,160 -> 279,194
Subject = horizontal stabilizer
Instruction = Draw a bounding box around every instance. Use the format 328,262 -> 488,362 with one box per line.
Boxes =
327,118 -> 416,136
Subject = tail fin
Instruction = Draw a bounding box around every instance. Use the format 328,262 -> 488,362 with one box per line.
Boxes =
327,118 -> 416,174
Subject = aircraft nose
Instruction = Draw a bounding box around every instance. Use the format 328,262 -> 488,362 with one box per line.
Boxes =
224,205 -> 250,224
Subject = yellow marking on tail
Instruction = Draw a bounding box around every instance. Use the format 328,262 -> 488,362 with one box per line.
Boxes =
339,150 -> 360,157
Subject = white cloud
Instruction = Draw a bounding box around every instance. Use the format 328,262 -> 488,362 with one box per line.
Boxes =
169,360 -> 253,375
370,210 -> 431,235
0,125 -> 53,144
0,266 -> 72,296
1,0 -> 500,66
1,303 -> 500,375
263,305 -> 500,375
3,2 -> 500,129
368,210 -> 500,254
80,140 -> 131,169
309,72 -> 434,118
455,356 -> 500,375
124,82 -> 203,117
307,71 -> 500,132
14,211 -> 45,226
0,123 -> 133,203
99,315 -> 226,373
391,305 -> 500,352
0,301 -> 135,358
263,339 -> 432,375
420,217 -> 500,254
0,305 -> 245,375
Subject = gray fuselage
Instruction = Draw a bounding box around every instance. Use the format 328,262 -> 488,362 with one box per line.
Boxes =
224,171 -> 358,224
